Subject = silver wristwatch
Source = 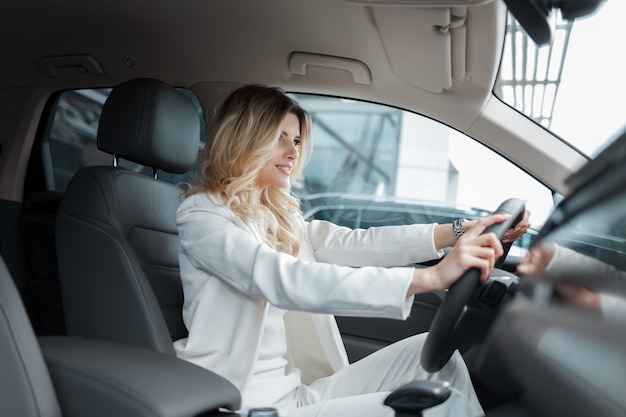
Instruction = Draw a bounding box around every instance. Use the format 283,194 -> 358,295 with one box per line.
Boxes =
453,218 -> 465,238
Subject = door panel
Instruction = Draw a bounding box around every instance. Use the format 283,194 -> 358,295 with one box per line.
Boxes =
337,292 -> 443,362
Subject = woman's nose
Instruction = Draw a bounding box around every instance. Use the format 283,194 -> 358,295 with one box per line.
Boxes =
286,140 -> 299,159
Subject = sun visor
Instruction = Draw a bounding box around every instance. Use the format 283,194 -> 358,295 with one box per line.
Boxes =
371,6 -> 469,93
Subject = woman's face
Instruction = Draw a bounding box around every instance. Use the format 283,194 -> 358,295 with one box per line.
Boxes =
256,112 -> 301,189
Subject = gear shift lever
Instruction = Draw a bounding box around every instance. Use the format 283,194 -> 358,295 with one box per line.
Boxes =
384,380 -> 451,417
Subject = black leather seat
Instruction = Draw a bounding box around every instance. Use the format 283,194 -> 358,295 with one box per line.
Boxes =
1,254 -> 241,417
55,77 -> 201,355
0,255 -> 63,417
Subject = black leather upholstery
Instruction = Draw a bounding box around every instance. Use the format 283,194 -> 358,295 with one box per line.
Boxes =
0,255 -> 241,417
97,78 -> 200,173
40,336 -> 241,417
55,78 -> 201,355
0,256 -> 62,417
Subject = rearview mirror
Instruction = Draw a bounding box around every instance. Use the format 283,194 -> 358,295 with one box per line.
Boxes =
503,0 -> 605,45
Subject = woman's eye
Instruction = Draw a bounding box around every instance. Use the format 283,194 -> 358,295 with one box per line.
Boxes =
294,139 -> 301,147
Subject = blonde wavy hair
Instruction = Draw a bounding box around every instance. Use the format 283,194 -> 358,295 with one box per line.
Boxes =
187,84 -> 312,256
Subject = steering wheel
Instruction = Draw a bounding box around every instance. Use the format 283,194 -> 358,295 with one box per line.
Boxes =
420,198 -> 526,373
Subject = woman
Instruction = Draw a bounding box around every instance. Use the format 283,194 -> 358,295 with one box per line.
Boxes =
174,84 -> 529,416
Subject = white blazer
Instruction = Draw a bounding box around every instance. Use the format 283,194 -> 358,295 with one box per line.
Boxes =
173,193 -> 443,390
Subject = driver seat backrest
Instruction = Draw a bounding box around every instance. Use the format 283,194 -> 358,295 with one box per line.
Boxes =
0,255 -> 62,417
55,78 -> 201,355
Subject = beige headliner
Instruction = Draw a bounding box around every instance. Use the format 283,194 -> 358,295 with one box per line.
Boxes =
0,0 -> 587,201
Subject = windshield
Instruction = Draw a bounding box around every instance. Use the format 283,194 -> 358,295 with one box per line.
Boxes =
495,1 -> 626,157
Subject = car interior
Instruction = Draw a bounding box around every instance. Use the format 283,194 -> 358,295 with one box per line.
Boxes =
1,0 -> 625,416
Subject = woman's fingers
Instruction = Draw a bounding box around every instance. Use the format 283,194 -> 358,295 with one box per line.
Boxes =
456,248 -> 495,282
458,233 -> 503,281
503,209 -> 531,242
465,213 -> 510,237
435,225 -> 505,289
434,213 -> 523,290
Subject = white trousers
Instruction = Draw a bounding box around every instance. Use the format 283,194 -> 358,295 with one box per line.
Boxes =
289,333 -> 484,417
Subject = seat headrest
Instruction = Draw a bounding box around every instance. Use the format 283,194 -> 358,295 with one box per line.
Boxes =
97,78 -> 201,174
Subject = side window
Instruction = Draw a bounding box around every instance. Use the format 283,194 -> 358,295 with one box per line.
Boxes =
41,88 -> 205,191
291,94 -> 554,255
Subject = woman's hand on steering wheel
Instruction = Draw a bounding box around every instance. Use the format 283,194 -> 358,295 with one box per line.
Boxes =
410,214 -> 511,295
502,209 -> 531,242
420,198 -> 527,373
462,209 -> 530,243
